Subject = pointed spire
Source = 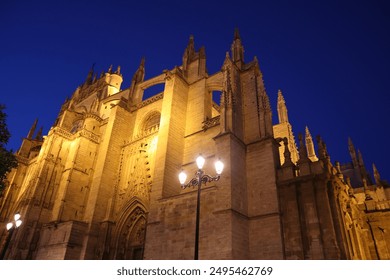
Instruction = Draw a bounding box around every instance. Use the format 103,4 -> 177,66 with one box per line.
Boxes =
305,126 -> 318,162
188,35 -> 195,53
222,51 -> 231,70
115,65 -> 121,75
108,65 -> 113,73
132,58 -> 145,84
84,63 -> 95,85
373,164 -> 382,186
357,149 -> 370,183
27,119 -> 38,139
182,35 -> 196,69
277,89 -> 288,123
357,149 -> 365,166
234,28 -> 241,40
129,58 -> 146,102
231,28 -> 244,65
199,46 -> 206,59
316,135 -> 326,160
298,133 -> 309,163
35,126 -> 43,140
348,137 -> 359,168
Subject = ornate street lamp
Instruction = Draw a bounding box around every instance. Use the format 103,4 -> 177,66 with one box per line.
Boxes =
1,213 -> 22,259
179,155 -> 224,260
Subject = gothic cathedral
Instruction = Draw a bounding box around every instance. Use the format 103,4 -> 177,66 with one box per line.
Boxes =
1,30 -> 389,260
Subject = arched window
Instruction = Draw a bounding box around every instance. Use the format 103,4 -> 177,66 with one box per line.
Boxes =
140,111 -> 161,136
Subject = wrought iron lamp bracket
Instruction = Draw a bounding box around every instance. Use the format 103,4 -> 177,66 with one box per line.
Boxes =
181,170 -> 221,189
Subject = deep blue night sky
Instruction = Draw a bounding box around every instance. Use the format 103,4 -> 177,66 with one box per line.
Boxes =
1,0 -> 389,180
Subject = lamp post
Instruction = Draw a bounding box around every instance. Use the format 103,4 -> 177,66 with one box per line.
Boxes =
179,155 -> 224,260
0,213 -> 22,259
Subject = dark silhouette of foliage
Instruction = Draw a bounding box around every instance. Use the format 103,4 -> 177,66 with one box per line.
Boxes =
0,104 -> 18,194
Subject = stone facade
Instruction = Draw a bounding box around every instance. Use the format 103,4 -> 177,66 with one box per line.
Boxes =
1,30 -> 389,260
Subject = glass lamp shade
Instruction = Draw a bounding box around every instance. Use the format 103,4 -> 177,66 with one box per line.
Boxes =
196,155 -> 205,169
14,213 -> 21,221
215,159 -> 224,175
15,220 -> 22,228
179,171 -> 187,185
6,222 -> 13,231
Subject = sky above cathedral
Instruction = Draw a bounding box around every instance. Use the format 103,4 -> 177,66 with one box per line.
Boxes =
1,0 -> 389,181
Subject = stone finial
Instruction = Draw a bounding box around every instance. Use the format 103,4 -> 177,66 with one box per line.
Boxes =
363,178 -> 373,200
277,90 -> 288,123
231,28 -> 244,64
188,35 -> 195,49
282,137 -> 294,167
234,28 -> 241,40
348,137 -> 358,168
132,58 -> 145,84
305,126 -> 318,162
298,133 -> 309,163
373,163 -> 382,186
84,63 -> 95,85
199,46 -> 206,59
316,135 -> 323,154
335,161 -> 344,180
357,149 -> 365,166
335,161 -> 342,174
356,149 -> 370,183
183,35 -> 195,66
316,135 -> 329,160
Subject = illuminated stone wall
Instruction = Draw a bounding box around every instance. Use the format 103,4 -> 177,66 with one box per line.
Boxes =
1,32 -> 389,260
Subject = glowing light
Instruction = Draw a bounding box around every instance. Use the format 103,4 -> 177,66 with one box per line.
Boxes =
215,159 -> 224,175
14,213 -> 21,221
6,223 -> 13,231
196,155 -> 205,169
179,171 -> 187,185
15,220 -> 22,228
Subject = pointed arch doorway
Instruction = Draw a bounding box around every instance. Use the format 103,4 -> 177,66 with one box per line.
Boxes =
113,203 -> 147,260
